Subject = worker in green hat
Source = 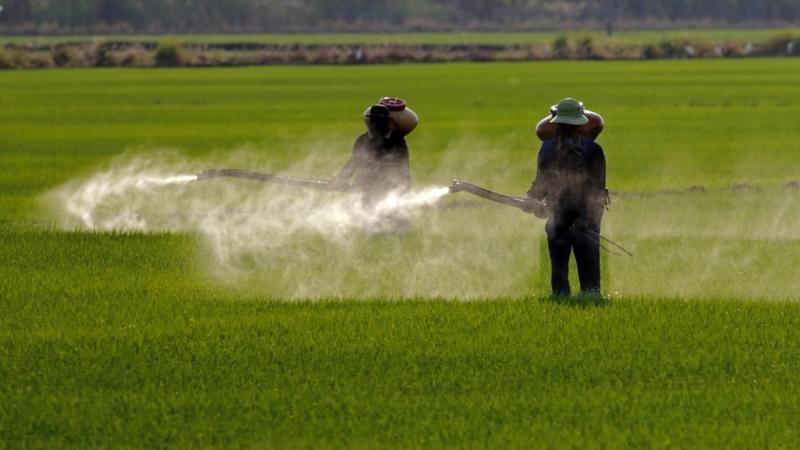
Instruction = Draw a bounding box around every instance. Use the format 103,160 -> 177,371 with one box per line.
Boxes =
525,98 -> 608,296
534,99 -> 604,141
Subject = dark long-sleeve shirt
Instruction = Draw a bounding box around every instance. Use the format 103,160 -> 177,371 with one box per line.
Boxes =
334,132 -> 410,201
528,136 -> 606,228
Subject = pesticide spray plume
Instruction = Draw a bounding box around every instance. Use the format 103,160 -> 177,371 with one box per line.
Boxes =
59,162 -> 199,230
44,151 -> 471,299
43,145 -> 800,300
53,155 -> 452,233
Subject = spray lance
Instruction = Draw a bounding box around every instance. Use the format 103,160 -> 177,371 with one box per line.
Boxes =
196,168 -> 350,192
448,179 -> 633,257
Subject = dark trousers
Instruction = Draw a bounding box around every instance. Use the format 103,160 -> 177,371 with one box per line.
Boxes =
545,221 -> 601,296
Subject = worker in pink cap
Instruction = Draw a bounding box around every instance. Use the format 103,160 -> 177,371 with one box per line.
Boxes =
331,97 -> 418,206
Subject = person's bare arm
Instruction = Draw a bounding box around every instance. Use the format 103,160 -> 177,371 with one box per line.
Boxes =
535,110 -> 604,141
535,115 -> 557,141
581,110 -> 604,140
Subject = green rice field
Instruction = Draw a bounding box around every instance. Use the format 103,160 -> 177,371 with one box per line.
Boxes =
2,58 -> 800,447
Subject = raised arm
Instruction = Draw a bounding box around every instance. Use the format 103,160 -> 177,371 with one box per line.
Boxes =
535,110 -> 604,141
582,111 -> 604,140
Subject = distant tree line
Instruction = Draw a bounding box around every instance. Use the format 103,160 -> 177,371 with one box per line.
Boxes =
3,33 -> 798,70
0,0 -> 799,34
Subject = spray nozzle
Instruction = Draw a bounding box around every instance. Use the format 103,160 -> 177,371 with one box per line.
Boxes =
449,179 -> 468,193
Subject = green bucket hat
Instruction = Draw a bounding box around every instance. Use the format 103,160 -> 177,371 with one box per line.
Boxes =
549,98 -> 588,125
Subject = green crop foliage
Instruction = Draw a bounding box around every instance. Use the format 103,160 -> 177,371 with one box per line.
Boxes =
2,58 -> 800,448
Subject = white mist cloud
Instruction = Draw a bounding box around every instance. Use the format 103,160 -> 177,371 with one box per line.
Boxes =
46,151 -> 457,282
43,148 -> 800,301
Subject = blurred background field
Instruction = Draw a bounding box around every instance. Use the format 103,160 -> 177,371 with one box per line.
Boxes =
2,28 -> 798,45
2,29 -> 799,69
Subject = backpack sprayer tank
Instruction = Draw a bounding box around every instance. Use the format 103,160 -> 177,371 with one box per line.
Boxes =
363,97 -> 418,136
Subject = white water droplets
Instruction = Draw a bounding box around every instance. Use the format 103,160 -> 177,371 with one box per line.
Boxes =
374,186 -> 450,216
48,154 -> 453,272
61,163 -> 198,230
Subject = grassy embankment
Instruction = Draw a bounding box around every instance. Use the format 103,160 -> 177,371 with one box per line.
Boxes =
2,28 -> 797,45
3,29 -> 798,68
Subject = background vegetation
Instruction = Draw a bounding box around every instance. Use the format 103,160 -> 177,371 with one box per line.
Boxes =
1,29 -> 796,45
0,0 -> 799,34
1,30 -> 798,69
